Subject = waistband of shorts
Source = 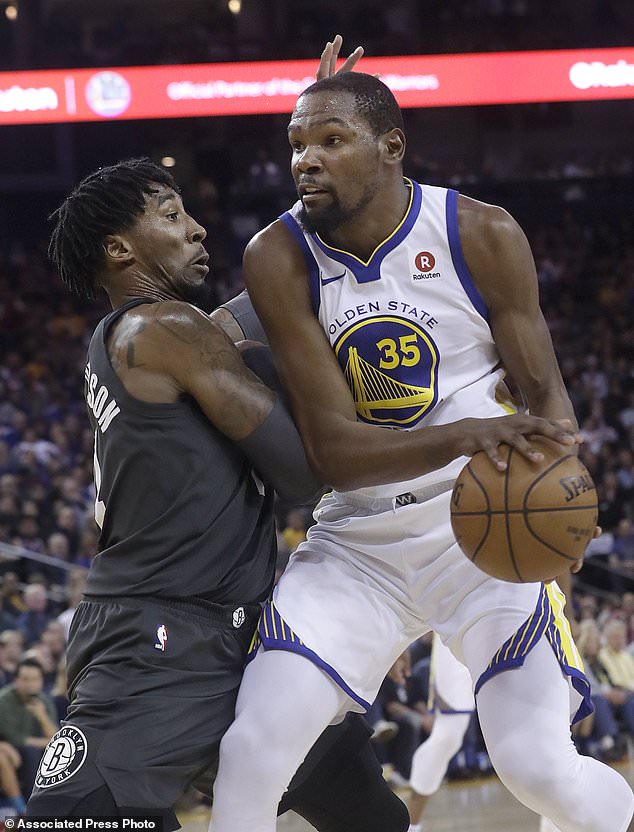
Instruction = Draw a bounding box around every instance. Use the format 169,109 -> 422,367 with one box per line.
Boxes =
332,479 -> 455,512
81,593 -> 261,627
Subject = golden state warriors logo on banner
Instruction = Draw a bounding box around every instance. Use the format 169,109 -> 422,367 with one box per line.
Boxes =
334,316 -> 439,427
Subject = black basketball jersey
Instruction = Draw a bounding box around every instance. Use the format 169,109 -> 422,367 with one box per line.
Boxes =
83,298 -> 276,603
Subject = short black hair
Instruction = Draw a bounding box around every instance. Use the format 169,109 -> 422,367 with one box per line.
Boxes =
299,72 -> 404,137
49,157 -> 179,299
16,657 -> 43,676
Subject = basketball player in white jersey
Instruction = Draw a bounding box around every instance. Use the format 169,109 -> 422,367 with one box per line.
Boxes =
210,68 -> 634,832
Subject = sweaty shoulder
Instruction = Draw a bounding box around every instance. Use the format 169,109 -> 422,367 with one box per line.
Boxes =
106,300 -> 223,403
457,194 -> 535,308
146,299 -> 214,346
245,219 -> 307,278
244,219 -> 313,315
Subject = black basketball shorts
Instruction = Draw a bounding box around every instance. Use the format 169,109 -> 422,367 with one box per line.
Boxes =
27,595 -> 259,829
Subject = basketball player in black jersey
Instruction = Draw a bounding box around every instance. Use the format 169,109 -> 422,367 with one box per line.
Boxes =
26,36 -> 408,832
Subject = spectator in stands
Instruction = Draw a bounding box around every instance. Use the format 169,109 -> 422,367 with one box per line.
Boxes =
615,593 -> 634,642
248,149 -> 283,195
43,532 -> 71,587
14,518 -> 45,559
0,631 -> 24,682
577,595 -> 600,622
51,505 -> 80,559
611,519 -> 634,573
281,508 -> 309,554
40,622 -> 65,666
14,584 -> 51,649
616,449 -> 634,493
0,496 -> 19,535
0,740 -> 25,815
0,658 -> 58,805
597,471 -> 627,531
55,568 -> 87,640
619,391 -> 634,434
375,651 -> 433,786
0,639 -> 8,689
597,619 -> 634,738
576,620 -> 624,761
23,644 -> 57,694
0,594 -> 16,632
74,524 -> 98,570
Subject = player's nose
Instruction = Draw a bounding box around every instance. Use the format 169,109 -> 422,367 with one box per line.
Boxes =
189,220 -> 207,243
295,147 -> 323,174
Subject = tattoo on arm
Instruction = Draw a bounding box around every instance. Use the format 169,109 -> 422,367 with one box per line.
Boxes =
127,340 -> 139,369
157,308 -> 273,434
209,307 -> 245,343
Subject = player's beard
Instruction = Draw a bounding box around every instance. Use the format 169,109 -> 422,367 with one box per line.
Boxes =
179,277 -> 215,312
298,182 -> 378,237
298,198 -> 346,236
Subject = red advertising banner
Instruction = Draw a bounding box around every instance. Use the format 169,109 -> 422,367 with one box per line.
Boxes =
0,47 -> 632,126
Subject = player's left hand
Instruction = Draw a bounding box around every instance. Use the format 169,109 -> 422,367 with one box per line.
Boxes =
316,34 -> 364,80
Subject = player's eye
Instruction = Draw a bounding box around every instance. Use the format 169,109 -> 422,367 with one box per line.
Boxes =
166,212 -> 179,220
291,142 -> 304,153
325,135 -> 341,146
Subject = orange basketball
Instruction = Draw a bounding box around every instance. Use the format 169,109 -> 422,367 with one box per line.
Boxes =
450,437 -> 598,583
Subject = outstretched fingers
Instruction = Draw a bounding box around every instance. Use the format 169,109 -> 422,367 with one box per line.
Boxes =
316,35 -> 364,80
337,45 -> 364,74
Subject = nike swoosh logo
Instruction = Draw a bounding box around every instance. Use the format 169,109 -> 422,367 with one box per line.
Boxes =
320,270 -> 346,286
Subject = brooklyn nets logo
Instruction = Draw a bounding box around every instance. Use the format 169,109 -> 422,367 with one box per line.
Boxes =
35,726 -> 87,789
334,315 -> 440,427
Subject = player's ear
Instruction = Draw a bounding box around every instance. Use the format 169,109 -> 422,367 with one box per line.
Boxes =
381,128 -> 406,165
103,235 -> 134,267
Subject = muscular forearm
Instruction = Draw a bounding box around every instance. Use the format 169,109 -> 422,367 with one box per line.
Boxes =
306,418 -> 468,491
524,384 -> 578,430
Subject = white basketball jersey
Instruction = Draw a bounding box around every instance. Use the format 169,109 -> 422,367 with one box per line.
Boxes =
281,178 -> 513,500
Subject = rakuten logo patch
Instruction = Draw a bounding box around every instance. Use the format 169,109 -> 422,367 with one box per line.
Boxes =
569,60 -> 634,90
0,85 -> 58,112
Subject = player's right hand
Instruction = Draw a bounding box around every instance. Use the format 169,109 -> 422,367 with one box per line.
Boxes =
456,414 -> 580,471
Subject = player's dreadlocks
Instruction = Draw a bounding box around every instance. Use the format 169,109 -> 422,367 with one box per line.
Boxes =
48,157 -> 179,299
299,72 -> 404,137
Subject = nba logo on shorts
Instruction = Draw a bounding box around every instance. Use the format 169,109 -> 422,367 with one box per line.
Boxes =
154,624 -> 168,651
233,607 -> 246,628
36,726 -> 88,789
